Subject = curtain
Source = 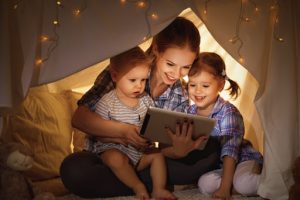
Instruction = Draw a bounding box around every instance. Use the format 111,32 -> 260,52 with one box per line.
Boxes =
189,0 -> 300,199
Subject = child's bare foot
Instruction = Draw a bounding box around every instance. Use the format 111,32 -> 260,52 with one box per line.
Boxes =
133,184 -> 150,200
152,188 -> 177,200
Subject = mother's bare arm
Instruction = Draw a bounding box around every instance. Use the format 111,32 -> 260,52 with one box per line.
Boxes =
72,105 -> 148,147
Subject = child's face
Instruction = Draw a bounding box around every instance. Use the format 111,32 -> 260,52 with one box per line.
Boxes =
155,47 -> 196,85
188,70 -> 224,114
114,64 -> 150,99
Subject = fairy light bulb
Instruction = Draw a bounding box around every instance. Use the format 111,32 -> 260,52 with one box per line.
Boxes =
276,37 -> 284,42
203,9 -> 207,15
137,1 -> 145,8
40,35 -> 49,42
151,13 -> 158,20
73,9 -> 81,16
120,0 -> 126,4
53,20 -> 59,25
244,17 -> 250,22
35,59 -> 43,66
56,1 -> 62,6
239,57 -> 245,63
255,7 -> 259,12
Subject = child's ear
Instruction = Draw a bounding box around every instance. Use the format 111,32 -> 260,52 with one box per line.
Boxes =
219,79 -> 225,92
110,68 -> 118,82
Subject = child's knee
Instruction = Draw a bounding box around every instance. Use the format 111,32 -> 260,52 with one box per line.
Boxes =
101,149 -> 129,168
198,173 -> 220,196
233,173 -> 260,196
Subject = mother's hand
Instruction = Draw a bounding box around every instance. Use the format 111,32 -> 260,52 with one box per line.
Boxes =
165,120 -> 208,158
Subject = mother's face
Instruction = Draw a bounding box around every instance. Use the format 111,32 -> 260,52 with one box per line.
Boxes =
155,47 -> 197,85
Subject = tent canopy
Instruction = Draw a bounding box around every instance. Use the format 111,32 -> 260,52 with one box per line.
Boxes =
1,1 -> 299,199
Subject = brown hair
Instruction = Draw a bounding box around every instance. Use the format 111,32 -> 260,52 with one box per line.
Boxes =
147,17 -> 200,60
189,52 -> 240,99
110,46 -> 151,73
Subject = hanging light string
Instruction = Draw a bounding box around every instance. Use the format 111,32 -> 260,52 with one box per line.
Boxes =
13,0 -> 24,9
203,0 -> 210,15
228,0 -> 245,63
271,0 -> 284,42
36,0 -> 87,65
119,0 -> 156,42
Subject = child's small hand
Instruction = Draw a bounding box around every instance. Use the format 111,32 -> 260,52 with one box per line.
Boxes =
122,124 -> 149,148
212,187 -> 231,200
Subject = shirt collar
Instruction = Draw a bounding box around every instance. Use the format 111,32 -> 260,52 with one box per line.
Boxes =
188,96 -> 226,117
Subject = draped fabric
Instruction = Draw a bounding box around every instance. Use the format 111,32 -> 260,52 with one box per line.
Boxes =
1,0 -> 299,199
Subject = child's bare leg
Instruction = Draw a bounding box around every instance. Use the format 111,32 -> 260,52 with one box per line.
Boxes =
137,152 -> 177,200
101,149 -> 149,199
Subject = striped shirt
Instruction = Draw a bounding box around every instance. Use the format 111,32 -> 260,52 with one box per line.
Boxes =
91,90 -> 154,166
188,96 -> 263,165
78,67 -> 189,112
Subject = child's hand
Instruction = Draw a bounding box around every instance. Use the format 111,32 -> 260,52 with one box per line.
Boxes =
212,187 -> 231,200
122,123 -> 149,148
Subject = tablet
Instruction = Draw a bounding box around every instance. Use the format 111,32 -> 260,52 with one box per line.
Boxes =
140,107 -> 216,150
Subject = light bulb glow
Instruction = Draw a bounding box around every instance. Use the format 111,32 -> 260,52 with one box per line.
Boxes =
53,20 -> 59,25
151,13 -> 158,20
137,1 -> 145,8
35,59 -> 43,65
41,35 -> 49,42
73,9 -> 81,16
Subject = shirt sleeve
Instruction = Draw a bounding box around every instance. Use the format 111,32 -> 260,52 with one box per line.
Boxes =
219,109 -> 244,162
95,94 -> 110,120
77,67 -> 115,111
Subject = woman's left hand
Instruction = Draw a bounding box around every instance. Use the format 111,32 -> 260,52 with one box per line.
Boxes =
165,120 -> 208,158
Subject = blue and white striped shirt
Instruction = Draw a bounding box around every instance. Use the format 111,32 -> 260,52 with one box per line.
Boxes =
90,90 -> 154,166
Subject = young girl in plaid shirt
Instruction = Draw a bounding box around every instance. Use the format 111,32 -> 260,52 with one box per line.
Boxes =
185,52 -> 263,199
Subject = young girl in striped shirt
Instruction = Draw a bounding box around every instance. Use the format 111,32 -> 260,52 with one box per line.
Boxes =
93,46 -> 176,200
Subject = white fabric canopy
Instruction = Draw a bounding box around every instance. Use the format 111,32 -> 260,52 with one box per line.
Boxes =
1,0 -> 299,199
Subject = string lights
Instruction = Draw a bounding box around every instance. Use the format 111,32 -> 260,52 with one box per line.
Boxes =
119,0 -> 157,42
203,0 -> 283,64
13,0 -> 283,66
271,0 -> 284,42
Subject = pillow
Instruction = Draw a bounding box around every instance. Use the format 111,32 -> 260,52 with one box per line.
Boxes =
1,88 -> 75,181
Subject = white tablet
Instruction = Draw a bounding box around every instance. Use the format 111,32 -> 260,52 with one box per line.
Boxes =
140,107 -> 216,150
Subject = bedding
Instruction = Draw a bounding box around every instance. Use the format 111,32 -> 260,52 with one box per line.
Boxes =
0,87 -> 84,195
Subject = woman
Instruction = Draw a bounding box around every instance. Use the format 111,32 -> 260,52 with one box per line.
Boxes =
60,17 -> 220,198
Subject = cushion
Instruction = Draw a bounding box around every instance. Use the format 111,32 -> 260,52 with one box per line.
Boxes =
1,88 -> 80,181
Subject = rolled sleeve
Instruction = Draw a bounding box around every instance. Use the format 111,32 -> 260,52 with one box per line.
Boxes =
219,111 -> 244,162
78,68 -> 114,111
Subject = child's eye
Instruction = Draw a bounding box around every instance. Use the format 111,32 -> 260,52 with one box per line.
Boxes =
189,84 -> 196,87
141,79 -> 146,82
203,85 -> 209,88
129,79 -> 136,82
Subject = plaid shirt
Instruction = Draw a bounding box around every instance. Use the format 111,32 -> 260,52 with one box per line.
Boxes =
78,67 -> 189,112
188,96 -> 263,165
